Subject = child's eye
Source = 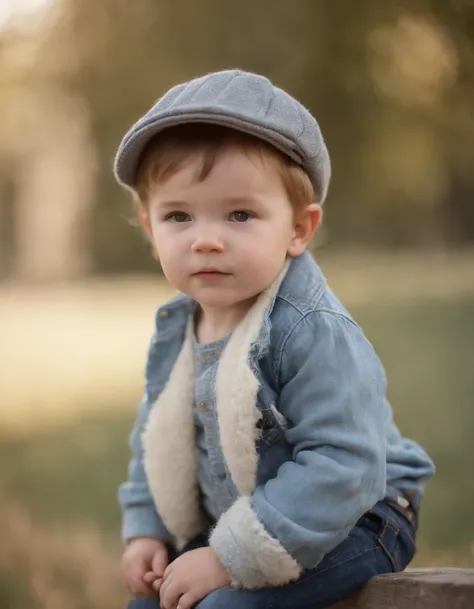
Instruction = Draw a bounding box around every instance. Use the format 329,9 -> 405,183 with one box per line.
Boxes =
229,210 -> 253,223
166,212 -> 191,223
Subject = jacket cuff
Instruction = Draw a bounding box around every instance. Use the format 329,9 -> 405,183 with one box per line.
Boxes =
209,496 -> 302,589
122,505 -> 174,544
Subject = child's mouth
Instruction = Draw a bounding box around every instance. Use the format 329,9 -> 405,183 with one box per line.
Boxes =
193,269 -> 230,280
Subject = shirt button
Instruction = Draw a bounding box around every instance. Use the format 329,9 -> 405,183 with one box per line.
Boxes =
199,401 -> 207,411
159,309 -> 169,319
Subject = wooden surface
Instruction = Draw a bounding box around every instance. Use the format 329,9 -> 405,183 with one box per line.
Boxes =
331,568 -> 474,609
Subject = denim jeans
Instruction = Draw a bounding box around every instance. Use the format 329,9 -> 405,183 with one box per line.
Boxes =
127,499 -> 416,609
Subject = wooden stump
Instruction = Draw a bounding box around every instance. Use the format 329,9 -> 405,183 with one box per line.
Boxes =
331,568 -> 474,609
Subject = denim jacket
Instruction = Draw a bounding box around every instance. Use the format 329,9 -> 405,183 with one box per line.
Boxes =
119,251 -> 435,589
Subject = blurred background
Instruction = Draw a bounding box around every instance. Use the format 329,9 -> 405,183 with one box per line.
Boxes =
1,0 -> 473,607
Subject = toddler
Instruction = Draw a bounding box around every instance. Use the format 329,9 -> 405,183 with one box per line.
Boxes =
113,70 -> 435,609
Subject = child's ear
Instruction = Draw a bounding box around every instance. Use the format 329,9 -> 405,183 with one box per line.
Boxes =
138,206 -> 153,237
287,204 -> 322,257
137,206 -> 160,261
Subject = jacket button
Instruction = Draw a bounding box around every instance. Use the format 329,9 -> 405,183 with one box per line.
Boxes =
218,473 -> 227,481
199,401 -> 207,411
159,309 -> 169,319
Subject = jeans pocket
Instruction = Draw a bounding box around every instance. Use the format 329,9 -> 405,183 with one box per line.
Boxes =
365,507 -> 416,572
388,525 -> 417,572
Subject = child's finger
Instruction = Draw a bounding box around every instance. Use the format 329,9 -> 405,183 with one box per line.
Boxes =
122,564 -> 151,597
178,592 -> 197,609
151,551 -> 168,576
152,577 -> 163,592
143,571 -> 157,584
130,576 -> 155,598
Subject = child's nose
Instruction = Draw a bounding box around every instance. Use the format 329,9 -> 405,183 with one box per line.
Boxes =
191,234 -> 224,253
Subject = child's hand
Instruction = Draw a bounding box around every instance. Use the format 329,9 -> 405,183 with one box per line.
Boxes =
121,536 -> 168,597
157,547 -> 231,609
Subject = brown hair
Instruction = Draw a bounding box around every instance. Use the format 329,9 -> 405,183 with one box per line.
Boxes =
134,124 -> 318,219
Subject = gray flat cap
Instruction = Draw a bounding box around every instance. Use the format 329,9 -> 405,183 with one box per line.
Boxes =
114,70 -> 331,202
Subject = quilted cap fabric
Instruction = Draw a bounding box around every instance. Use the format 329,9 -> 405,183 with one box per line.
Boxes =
113,70 -> 331,202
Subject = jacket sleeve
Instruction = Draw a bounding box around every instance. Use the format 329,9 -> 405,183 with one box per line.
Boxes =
118,392 -> 173,543
210,311 -> 387,588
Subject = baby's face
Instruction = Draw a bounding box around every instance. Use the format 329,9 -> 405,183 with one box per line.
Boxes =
144,145 -> 309,311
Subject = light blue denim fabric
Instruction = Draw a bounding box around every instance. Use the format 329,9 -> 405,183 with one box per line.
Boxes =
118,250 -> 435,568
193,335 -> 239,520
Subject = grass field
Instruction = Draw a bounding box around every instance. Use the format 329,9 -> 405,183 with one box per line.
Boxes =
1,249 -> 473,608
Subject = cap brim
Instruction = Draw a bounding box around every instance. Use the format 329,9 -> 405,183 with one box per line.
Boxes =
113,110 -> 305,190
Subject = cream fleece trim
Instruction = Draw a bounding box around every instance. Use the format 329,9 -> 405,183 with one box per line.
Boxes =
142,319 -> 206,549
215,260 -> 290,495
142,259 -> 291,547
210,496 -> 302,589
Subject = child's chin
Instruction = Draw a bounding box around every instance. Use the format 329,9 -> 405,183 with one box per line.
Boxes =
194,294 -> 236,308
